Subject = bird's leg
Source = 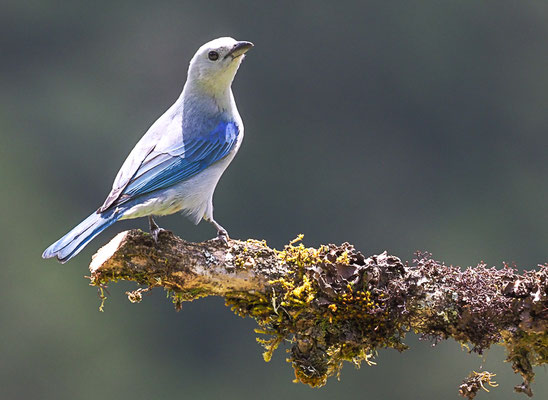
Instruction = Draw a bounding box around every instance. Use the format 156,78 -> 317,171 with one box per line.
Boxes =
148,216 -> 166,243
206,217 -> 230,245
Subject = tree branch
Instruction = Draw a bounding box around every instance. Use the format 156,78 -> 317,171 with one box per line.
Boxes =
89,229 -> 548,399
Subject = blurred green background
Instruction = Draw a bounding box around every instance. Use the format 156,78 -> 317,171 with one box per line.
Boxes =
1,1 -> 547,399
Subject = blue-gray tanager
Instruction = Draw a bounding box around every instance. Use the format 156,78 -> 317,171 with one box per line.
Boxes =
43,37 -> 253,263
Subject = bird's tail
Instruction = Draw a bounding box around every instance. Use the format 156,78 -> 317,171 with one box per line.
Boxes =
42,209 -> 121,263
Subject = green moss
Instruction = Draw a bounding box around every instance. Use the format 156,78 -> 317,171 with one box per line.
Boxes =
225,235 -> 405,388
503,330 -> 548,389
169,288 -> 211,310
88,233 -> 548,395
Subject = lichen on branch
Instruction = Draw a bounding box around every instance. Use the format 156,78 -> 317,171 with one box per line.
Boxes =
89,229 -> 548,398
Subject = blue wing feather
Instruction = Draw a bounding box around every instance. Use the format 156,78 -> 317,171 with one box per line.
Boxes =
112,120 -> 239,205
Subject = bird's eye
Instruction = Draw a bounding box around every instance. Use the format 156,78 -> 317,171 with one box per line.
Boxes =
208,51 -> 219,61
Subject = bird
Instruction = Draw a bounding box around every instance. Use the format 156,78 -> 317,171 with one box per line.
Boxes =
42,37 -> 253,263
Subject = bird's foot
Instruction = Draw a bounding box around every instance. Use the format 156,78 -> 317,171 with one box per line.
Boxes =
216,229 -> 230,245
148,216 -> 167,243
151,228 -> 167,243
205,215 -> 230,245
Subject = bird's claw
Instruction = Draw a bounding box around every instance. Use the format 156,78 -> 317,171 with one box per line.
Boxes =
217,229 -> 230,245
151,227 -> 167,243
148,216 -> 167,243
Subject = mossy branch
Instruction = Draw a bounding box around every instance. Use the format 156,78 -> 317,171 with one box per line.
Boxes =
89,229 -> 548,399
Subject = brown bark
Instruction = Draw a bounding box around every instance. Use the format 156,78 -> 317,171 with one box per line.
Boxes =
89,229 -> 548,399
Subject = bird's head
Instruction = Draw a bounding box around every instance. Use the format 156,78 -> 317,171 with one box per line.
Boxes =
187,37 -> 253,92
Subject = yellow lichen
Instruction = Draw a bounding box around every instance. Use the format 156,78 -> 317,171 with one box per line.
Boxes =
472,371 -> 498,392
336,251 -> 350,265
255,330 -> 284,362
225,236 -> 405,389
275,234 -> 324,269
246,238 -> 268,247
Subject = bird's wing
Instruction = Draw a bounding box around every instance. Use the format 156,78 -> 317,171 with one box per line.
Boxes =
98,119 -> 239,212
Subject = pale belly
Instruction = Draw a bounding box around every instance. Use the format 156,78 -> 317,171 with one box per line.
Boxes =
118,153 -> 235,224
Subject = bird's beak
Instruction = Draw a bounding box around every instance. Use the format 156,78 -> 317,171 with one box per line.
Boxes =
225,41 -> 254,59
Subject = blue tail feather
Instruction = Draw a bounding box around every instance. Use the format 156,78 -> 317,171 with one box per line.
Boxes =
42,209 -> 121,263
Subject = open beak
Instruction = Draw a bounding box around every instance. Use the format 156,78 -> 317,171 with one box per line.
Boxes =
225,41 -> 254,59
